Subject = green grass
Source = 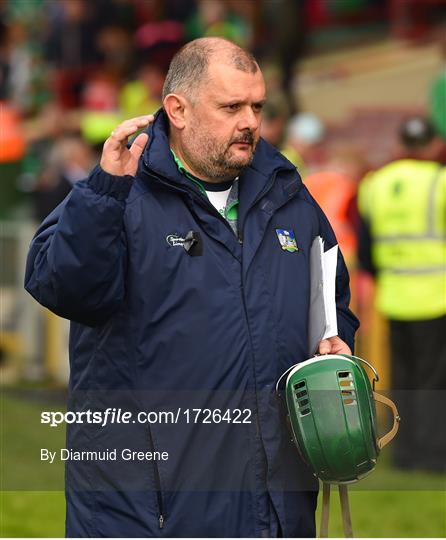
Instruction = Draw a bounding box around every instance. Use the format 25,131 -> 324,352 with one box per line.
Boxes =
316,489 -> 446,537
1,392 -> 66,491
1,392 -> 67,537
1,491 -> 65,537
1,393 -> 445,537
2,490 -> 444,538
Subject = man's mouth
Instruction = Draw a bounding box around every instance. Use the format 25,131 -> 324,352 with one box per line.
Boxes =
230,138 -> 254,148
230,133 -> 255,147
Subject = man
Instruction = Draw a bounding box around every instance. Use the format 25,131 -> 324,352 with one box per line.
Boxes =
358,117 -> 446,471
25,38 -> 358,537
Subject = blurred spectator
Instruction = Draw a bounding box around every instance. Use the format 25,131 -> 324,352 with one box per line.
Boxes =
260,92 -> 290,148
80,60 -> 166,147
120,61 -> 164,117
2,20 -> 32,110
32,136 -> 95,222
80,71 -> 122,147
82,72 -> 120,112
44,0 -> 101,109
260,0 -> 307,114
282,112 -> 327,175
96,24 -> 135,81
357,116 -> 446,471
304,146 -> 367,265
134,19 -> 184,70
80,18 -> 183,144
185,0 -> 252,47
0,10 -> 53,116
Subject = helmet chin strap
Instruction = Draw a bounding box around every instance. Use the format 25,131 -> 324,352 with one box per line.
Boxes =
319,483 -> 353,538
318,390 -> 400,538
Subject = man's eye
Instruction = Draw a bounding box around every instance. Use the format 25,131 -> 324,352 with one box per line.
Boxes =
253,104 -> 264,113
227,104 -> 240,111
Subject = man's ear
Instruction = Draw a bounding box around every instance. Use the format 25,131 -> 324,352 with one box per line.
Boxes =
163,94 -> 188,130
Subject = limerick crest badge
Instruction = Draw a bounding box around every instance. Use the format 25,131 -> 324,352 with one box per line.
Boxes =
275,229 -> 298,252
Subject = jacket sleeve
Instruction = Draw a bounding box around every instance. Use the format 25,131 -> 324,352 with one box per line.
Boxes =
24,166 -> 133,326
302,186 -> 360,352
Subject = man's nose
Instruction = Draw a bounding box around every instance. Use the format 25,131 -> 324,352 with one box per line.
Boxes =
238,107 -> 259,131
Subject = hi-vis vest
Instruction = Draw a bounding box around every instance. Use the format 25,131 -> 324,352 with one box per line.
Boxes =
359,159 -> 446,320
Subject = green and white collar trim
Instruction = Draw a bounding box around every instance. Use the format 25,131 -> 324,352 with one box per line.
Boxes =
170,149 -> 239,235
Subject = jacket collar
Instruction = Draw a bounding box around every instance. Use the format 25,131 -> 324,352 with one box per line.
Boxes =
142,109 -> 301,198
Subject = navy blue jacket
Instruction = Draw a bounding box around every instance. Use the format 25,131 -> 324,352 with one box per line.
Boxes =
25,110 -> 359,537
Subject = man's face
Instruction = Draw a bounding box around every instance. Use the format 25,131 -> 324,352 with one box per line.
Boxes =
181,61 -> 266,181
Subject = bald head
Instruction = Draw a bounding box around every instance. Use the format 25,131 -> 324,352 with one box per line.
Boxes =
162,37 -> 259,102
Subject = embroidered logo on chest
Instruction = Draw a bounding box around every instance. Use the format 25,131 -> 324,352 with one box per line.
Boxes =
166,234 -> 186,247
275,229 -> 299,252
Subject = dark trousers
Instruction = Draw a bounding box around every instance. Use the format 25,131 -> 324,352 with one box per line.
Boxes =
389,315 -> 446,471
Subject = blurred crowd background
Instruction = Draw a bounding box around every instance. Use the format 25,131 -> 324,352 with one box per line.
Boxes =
4,0 -> 445,382
0,0 -> 445,535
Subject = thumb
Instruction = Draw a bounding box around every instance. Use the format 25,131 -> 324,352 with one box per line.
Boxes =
129,132 -> 149,161
318,339 -> 332,355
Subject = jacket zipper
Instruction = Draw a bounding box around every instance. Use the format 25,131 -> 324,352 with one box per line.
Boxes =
237,168 -> 275,526
143,164 -> 295,530
147,425 -> 165,529
239,277 -> 270,534
238,170 -> 302,534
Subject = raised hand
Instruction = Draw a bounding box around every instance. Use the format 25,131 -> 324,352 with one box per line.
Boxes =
100,115 -> 154,177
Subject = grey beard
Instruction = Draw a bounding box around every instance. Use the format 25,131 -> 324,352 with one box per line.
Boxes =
184,143 -> 255,182
197,155 -> 252,181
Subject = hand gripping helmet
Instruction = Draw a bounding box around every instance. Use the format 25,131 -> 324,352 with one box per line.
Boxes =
277,354 -> 400,484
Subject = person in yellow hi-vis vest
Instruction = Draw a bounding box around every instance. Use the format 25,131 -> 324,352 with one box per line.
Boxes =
358,117 -> 446,471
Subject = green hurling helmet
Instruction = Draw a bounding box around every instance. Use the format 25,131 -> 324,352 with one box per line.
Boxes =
277,354 -> 400,484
